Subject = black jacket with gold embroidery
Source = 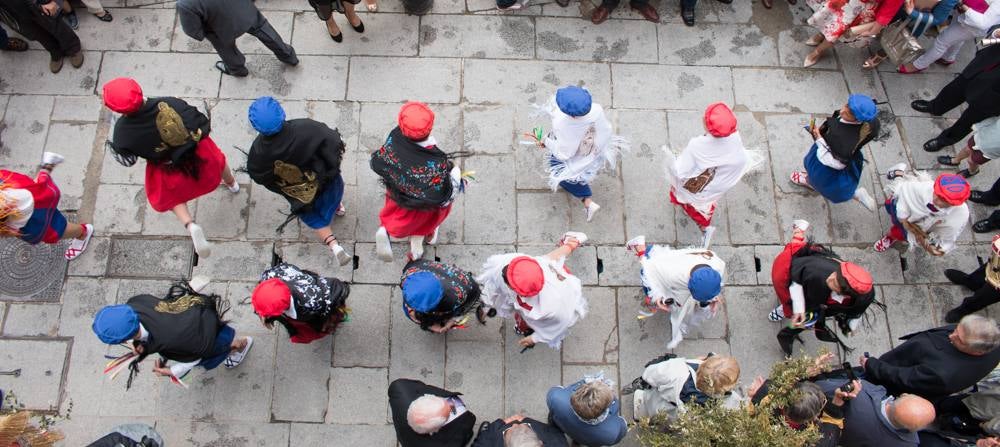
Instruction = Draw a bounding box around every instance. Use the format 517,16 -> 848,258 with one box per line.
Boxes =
128,294 -> 223,363
109,97 -> 211,170
247,118 -> 345,214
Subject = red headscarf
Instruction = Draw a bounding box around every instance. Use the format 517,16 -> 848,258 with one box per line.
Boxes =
398,101 -> 435,141
102,77 -> 144,114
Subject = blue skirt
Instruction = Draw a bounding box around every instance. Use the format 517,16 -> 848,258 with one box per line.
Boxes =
298,175 -> 345,230
548,156 -> 592,199
803,143 -> 863,204
197,325 -> 235,371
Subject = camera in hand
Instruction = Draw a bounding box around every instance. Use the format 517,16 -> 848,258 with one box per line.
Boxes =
840,362 -> 857,393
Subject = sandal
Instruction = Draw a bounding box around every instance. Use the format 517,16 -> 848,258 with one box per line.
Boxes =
335,203 -> 347,217
365,0 -> 377,11
64,224 -> 94,260
789,171 -> 811,187
936,155 -> 959,166
897,63 -> 923,74
958,168 -> 979,179
805,34 -> 824,47
224,337 -> 253,369
862,53 -> 886,70
95,11 -> 113,21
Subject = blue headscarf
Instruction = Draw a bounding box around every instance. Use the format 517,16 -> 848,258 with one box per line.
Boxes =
555,86 -> 592,117
402,271 -> 444,313
248,96 -> 286,136
92,304 -> 140,344
688,266 -> 722,302
847,94 -> 878,122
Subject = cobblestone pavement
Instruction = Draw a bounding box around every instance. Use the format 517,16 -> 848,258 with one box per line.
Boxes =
1,0 -> 998,444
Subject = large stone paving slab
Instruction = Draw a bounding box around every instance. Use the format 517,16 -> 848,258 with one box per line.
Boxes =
0,339 -> 69,410
220,55 -> 349,100
658,23 -> 778,66
464,59 -> 612,105
421,15 -> 535,59
347,57 -> 461,103
611,64 -> 733,111
294,12 -> 420,56
536,18 -> 658,63
733,68 -> 849,113
99,52 -> 220,98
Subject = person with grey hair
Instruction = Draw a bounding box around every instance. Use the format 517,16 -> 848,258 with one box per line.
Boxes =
862,315 -> 1000,402
471,413 -> 568,446
814,378 -> 935,447
546,374 -> 627,446
388,378 -> 476,447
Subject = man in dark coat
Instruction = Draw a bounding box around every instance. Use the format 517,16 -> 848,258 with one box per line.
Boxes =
176,0 -> 297,77
861,316 -> 1000,403
0,0 -> 82,72
472,414 -> 568,446
814,379 -> 936,447
915,30 -> 1000,152
246,96 -> 351,265
942,236 -> 1000,322
389,378 -> 477,447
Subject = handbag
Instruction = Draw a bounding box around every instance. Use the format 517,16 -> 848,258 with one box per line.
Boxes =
880,19 -> 924,66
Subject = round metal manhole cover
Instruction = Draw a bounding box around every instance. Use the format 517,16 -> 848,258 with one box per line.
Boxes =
0,238 -> 67,301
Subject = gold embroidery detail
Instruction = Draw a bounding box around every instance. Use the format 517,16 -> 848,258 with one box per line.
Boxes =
856,122 -> 872,151
154,102 -> 202,153
154,294 -> 205,314
274,161 -> 319,204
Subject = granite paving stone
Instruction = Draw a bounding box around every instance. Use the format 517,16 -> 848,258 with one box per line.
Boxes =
658,23 -> 778,66
93,185 -> 147,234
503,323 -> 562,419
389,286 -> 447,386
712,245 -> 758,285
51,95 -> 104,122
897,116 -> 957,170
66,237 -> 111,277
562,364 -> 620,393
733,68 -> 849,113
328,367 -> 390,424
155,420 -> 290,446
0,339 -> 69,410
563,287 -> 619,363
617,287 -> 673,382
446,340 -> 504,422
3,303 -> 61,336
881,285 -> 937,344
881,72 -> 961,119
902,244 -> 980,284
598,245 -> 643,286
347,57 -> 461,103
142,200 -> 195,237
463,59 -> 612,106
617,109 -> 676,243
99,51 -> 220,98
277,242 -> 355,281
107,238 -> 193,278
517,191 -> 573,244
611,64 -> 733,111
536,18 -> 657,63
464,152 -> 517,244
332,284 -> 391,367
420,15 -> 535,59
220,55 -> 349,100
193,187 -> 250,239
273,337 -> 333,422
776,26 -> 837,70
776,191 -> 833,244
290,423 -> 397,447
1,95 -> 54,174
928,283 -> 979,326
79,8 -> 175,52
190,241 -> 273,281
247,183 -> 302,241
0,51 -> 101,95
294,12 -> 419,56
42,122 -> 96,208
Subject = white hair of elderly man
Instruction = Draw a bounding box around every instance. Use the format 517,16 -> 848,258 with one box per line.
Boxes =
504,423 -> 542,447
407,394 -> 450,435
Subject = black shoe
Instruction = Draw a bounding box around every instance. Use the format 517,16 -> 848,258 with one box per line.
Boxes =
958,168 -> 979,179
944,269 -> 971,288
937,155 -> 959,166
214,61 -> 248,77
969,190 -> 1000,206
944,308 -> 965,324
95,11 -> 113,21
924,137 -> 948,152
330,32 -> 343,42
621,376 -> 650,395
556,0 -> 570,6
911,99 -> 932,113
350,19 -> 365,33
716,0 -> 732,3
280,53 -> 299,66
681,6 -> 695,26
973,218 -> 997,233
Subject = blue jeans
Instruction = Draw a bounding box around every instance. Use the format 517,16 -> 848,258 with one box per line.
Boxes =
0,25 -> 8,48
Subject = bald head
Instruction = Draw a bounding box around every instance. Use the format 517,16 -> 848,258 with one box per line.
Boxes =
889,394 -> 936,432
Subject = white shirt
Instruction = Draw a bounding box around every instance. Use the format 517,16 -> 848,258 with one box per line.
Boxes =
668,132 -> 750,207
958,0 -> 1000,33
639,247 -> 726,349
891,178 -> 970,254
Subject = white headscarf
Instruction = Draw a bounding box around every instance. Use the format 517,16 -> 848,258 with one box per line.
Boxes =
536,96 -> 629,191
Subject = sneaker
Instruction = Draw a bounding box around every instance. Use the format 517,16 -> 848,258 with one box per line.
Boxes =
854,187 -> 876,211
873,235 -> 895,253
792,219 -> 810,233
226,182 -> 240,194
585,201 -> 600,222
331,243 -> 352,266
224,336 -> 253,369
767,304 -> 784,322
41,152 -> 65,166
408,236 -> 424,260
560,231 -> 588,247
187,223 -> 212,258
375,226 -> 392,262
886,163 -> 907,181
335,203 -> 347,217
64,223 -> 94,260
626,235 -> 646,256
426,227 -> 439,245
188,275 -> 211,292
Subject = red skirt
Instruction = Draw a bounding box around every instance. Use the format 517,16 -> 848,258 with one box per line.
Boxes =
145,136 -> 226,212
378,194 -> 452,238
